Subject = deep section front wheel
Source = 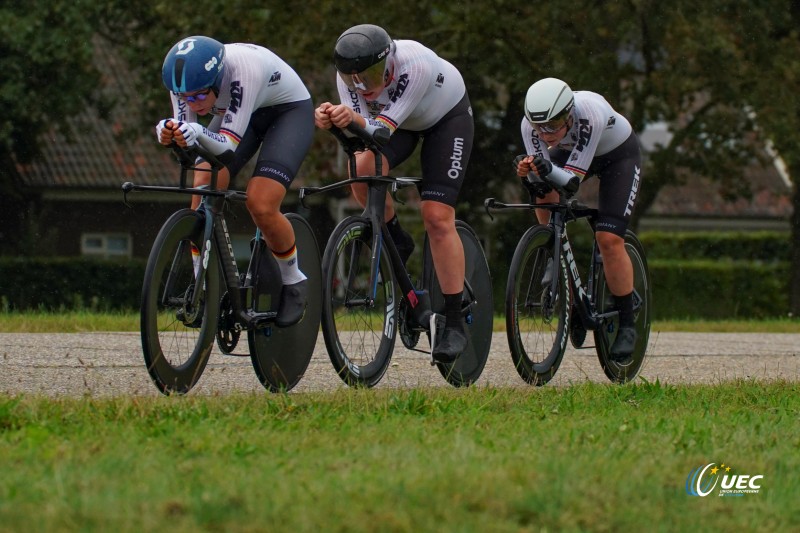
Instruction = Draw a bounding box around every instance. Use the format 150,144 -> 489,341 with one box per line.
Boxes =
141,209 -> 220,394
423,221 -> 493,387
248,213 -> 322,392
321,217 -> 396,387
505,225 -> 570,385
594,230 -> 651,383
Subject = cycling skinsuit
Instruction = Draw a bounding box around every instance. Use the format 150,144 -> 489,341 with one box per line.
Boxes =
520,91 -> 642,237
171,43 -> 314,188
337,40 -> 473,207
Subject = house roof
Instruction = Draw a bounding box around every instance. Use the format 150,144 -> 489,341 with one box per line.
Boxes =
13,38 -> 176,190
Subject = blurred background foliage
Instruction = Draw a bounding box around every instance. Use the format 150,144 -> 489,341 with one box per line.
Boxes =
1,0 -> 799,310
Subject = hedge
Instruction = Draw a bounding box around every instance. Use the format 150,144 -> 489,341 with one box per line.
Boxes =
639,230 -> 790,262
0,252 -> 793,320
0,257 -> 146,312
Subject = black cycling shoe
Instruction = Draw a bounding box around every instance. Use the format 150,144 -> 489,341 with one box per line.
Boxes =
432,323 -> 467,363
392,229 -> 416,267
610,326 -> 637,366
569,307 -> 586,348
276,280 -> 308,328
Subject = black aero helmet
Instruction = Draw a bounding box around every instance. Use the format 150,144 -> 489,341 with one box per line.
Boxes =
333,24 -> 393,74
162,36 -> 225,94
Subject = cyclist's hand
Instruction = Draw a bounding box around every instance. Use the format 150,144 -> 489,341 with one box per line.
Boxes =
328,104 -> 356,129
314,102 -> 334,129
515,155 -> 533,177
174,121 -> 202,148
155,119 -> 176,145
529,156 -> 553,179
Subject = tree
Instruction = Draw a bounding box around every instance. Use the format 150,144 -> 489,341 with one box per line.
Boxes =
0,1 -> 106,253
6,1 -> 799,315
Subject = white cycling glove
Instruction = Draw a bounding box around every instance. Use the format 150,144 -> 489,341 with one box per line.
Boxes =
176,121 -> 203,147
155,118 -> 177,144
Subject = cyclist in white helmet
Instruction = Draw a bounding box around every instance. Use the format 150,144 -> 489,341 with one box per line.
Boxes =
314,24 -> 474,363
516,77 -> 643,365
156,36 -> 314,327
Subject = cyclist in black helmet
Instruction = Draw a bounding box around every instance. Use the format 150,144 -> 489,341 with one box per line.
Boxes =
516,77 -> 643,365
157,36 -> 314,327
314,24 -> 474,363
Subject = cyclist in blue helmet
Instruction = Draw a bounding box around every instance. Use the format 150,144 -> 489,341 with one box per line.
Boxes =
156,35 -> 315,327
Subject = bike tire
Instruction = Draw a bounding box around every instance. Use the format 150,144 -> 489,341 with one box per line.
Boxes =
593,230 -> 652,383
423,221 -> 493,387
248,214 -> 322,392
321,217 -> 396,387
505,225 -> 570,385
141,209 -> 221,395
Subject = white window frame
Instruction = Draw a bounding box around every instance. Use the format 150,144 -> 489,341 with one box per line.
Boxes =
81,233 -> 132,258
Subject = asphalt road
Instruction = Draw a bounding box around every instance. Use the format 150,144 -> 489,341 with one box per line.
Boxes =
1,331 -> 798,397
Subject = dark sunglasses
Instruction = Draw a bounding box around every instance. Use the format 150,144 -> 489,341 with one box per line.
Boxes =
177,88 -> 213,103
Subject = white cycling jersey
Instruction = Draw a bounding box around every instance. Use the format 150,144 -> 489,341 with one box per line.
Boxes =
521,91 -> 632,179
171,43 -> 310,147
337,39 -> 466,133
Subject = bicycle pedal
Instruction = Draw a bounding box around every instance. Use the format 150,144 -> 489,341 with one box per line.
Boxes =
243,310 -> 278,329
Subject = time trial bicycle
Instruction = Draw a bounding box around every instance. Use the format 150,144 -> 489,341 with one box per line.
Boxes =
485,176 -> 651,385
122,144 -> 322,395
300,123 -> 493,388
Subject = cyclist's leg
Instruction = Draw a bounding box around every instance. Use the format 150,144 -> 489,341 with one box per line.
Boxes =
594,133 -> 642,361
354,131 -> 420,264
417,93 -> 474,361
244,100 -> 316,326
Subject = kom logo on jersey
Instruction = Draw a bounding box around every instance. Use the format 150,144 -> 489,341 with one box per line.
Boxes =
685,462 -> 764,497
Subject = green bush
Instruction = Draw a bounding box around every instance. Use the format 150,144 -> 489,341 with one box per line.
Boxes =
649,259 -> 789,319
0,257 -> 145,312
639,230 -> 790,262
0,236 -> 793,319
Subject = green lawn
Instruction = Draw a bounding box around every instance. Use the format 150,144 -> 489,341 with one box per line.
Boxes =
1,310 -> 799,333
0,382 -> 797,532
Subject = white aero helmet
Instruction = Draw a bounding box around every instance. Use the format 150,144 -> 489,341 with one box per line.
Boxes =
524,78 -> 574,127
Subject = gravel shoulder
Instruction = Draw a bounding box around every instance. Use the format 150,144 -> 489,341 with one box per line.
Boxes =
1,331 -> 798,397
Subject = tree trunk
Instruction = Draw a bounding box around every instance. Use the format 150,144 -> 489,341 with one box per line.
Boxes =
790,160 -> 800,316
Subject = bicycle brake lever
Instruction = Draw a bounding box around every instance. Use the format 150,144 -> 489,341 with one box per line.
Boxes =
483,198 -> 495,221
390,183 -> 405,206
121,181 -> 134,208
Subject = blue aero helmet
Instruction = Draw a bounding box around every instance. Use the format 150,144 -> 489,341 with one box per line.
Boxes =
162,36 -> 225,94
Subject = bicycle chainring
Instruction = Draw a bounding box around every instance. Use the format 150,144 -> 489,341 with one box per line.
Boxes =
398,297 -> 420,349
216,291 -> 240,354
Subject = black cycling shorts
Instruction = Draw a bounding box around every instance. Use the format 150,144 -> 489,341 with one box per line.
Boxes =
227,98 -> 314,189
550,132 -> 642,237
380,92 -> 474,207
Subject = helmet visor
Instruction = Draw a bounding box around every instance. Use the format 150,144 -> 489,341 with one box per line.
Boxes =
338,58 -> 387,93
531,107 -> 572,134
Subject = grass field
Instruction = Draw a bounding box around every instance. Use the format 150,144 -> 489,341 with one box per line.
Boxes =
0,382 -> 797,532
2,310 -> 800,334
1,312 -> 798,531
